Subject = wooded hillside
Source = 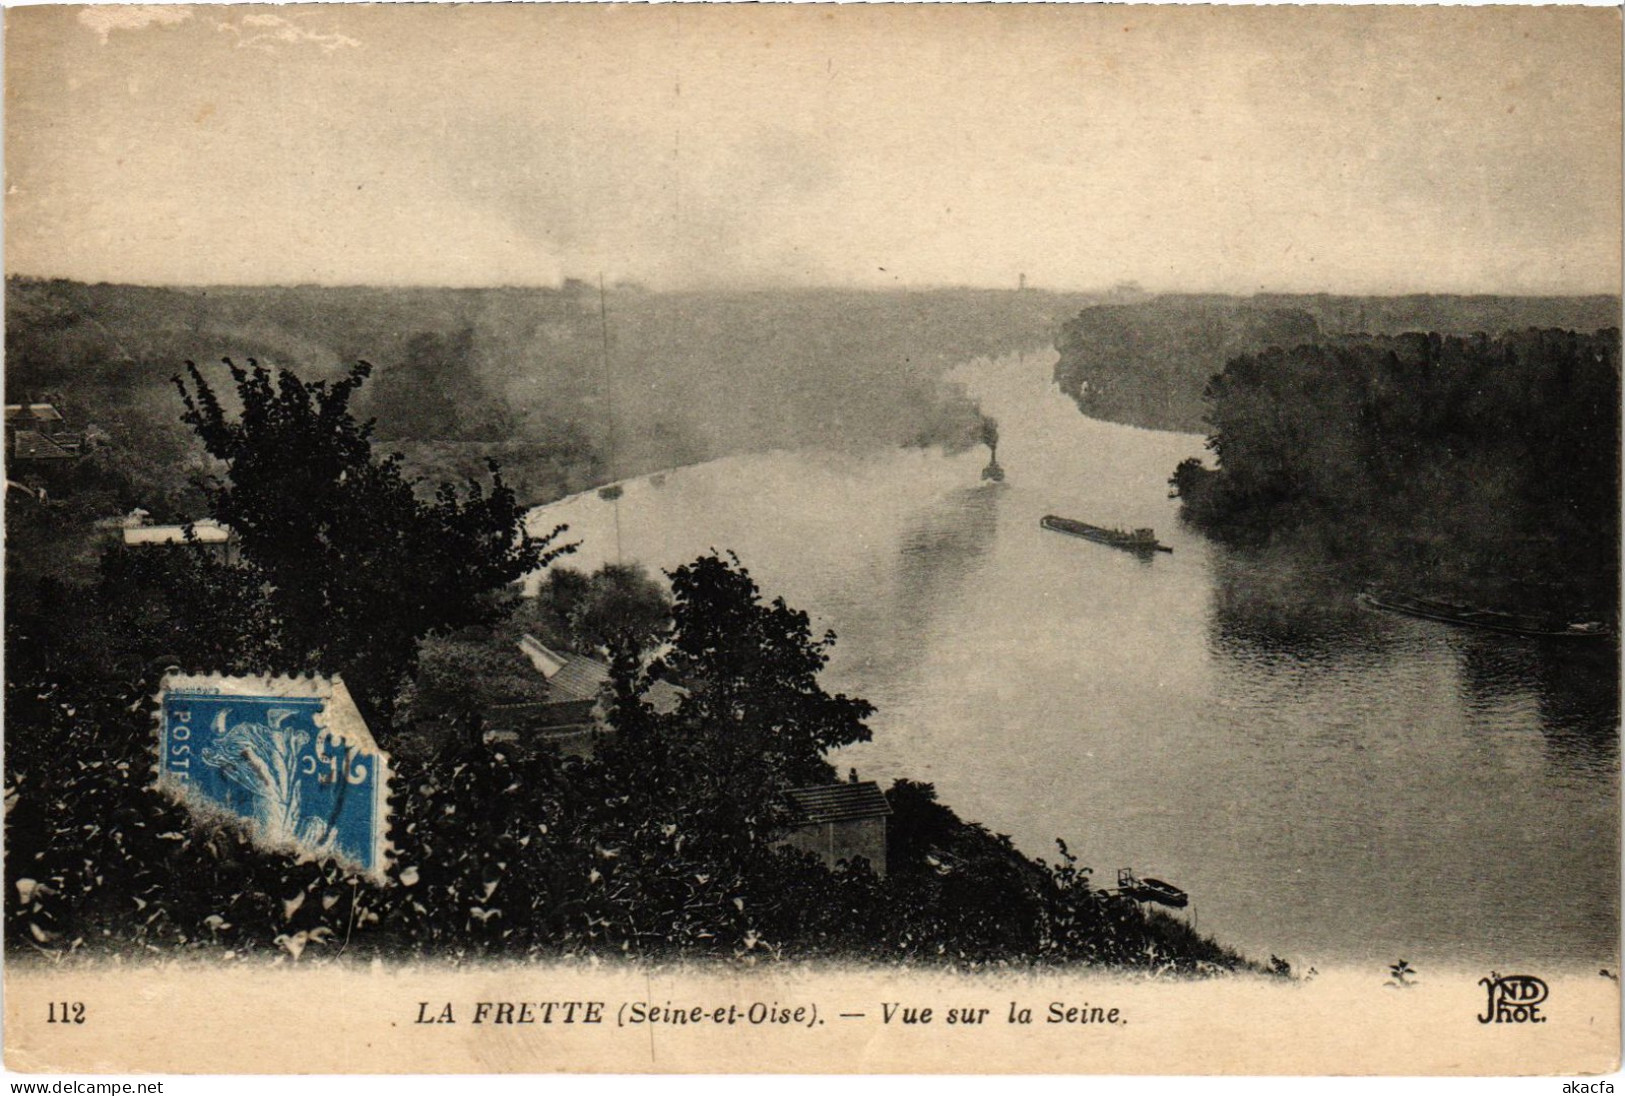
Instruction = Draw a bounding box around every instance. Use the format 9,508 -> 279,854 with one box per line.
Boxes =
1055,294 -> 1620,433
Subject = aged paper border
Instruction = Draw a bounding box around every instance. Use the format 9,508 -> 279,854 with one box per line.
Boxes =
4,962 -> 1621,1074
4,0 -> 1620,1085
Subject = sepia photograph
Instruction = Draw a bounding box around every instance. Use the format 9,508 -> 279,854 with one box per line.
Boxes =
2,1 -> 1619,1080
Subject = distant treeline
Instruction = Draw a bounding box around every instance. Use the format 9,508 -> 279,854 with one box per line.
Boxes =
6,278 -> 1098,511
1170,329 -> 1621,616
1055,294 -> 1621,433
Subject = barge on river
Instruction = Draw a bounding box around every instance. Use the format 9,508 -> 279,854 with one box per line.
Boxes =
1041,514 -> 1171,554
1356,590 -> 1613,642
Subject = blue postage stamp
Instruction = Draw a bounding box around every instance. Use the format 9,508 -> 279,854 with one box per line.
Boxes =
155,673 -> 392,880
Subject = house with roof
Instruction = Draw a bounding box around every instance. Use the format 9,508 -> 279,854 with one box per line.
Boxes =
482,634 -> 684,757
779,781 -> 891,877
121,515 -> 240,564
5,403 -> 84,463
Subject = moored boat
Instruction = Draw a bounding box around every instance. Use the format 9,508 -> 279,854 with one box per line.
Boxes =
1115,868 -> 1189,909
1041,514 -> 1171,554
1356,590 -> 1613,641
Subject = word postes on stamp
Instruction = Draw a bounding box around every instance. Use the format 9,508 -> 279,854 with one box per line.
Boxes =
155,673 -> 392,880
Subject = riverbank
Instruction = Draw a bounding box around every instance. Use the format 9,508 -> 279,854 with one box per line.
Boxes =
1169,329 -> 1620,624
517,349 -> 1617,968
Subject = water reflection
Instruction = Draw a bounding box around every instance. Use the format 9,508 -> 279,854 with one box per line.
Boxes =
822,483 -> 1004,704
1205,546 -> 1394,672
1211,541 -> 1620,781
1456,635 -> 1620,775
896,486 -> 1003,622
525,348 -> 1619,967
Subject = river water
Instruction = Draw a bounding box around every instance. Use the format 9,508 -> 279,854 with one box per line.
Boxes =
526,350 -> 1619,971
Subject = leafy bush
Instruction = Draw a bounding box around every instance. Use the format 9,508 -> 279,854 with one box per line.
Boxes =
7,552 -> 1253,973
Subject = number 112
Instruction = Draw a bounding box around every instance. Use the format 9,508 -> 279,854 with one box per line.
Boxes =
47,1002 -> 86,1024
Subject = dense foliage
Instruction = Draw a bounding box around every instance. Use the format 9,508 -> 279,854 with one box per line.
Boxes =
594,553 -> 876,857
649,554 -> 874,780
172,358 -> 572,715
1170,329 -> 1622,616
8,546 -> 1246,972
7,279 -> 1096,508
1054,301 -> 1323,432
7,343 -> 1256,974
520,562 -> 674,660
1054,295 -> 1621,434
362,329 -> 517,443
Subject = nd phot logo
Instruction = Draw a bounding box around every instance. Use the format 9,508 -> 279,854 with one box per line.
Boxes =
1477,973 -> 1548,1024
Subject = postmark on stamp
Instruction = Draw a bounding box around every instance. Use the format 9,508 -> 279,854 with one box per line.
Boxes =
154,673 -> 392,881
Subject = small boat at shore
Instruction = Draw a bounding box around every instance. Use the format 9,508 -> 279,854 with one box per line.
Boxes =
1041,514 -> 1171,554
1356,590 -> 1613,641
1115,868 -> 1189,909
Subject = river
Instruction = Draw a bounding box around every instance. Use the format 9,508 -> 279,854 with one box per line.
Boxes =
526,349 -> 1619,971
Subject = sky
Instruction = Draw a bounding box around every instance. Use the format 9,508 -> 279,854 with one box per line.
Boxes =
5,3 -> 1621,294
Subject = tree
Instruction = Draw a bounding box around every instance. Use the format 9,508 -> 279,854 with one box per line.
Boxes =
1173,329 -> 1621,615
660,553 -> 873,779
513,562 -> 671,659
601,552 -> 874,847
174,358 -> 573,720
572,563 -> 672,658
1054,301 -> 1321,433
362,328 -> 516,442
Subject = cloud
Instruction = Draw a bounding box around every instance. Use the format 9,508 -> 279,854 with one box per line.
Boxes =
216,13 -> 359,54
77,6 -> 192,45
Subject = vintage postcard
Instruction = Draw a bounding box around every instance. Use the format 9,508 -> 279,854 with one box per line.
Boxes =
3,1 -> 1619,1082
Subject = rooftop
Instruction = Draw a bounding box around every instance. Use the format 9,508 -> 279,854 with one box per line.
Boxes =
644,678 -> 686,715
123,519 -> 234,546
10,430 -> 77,460
516,635 -> 609,704
784,781 -> 892,825
484,699 -> 597,733
5,404 -> 64,422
